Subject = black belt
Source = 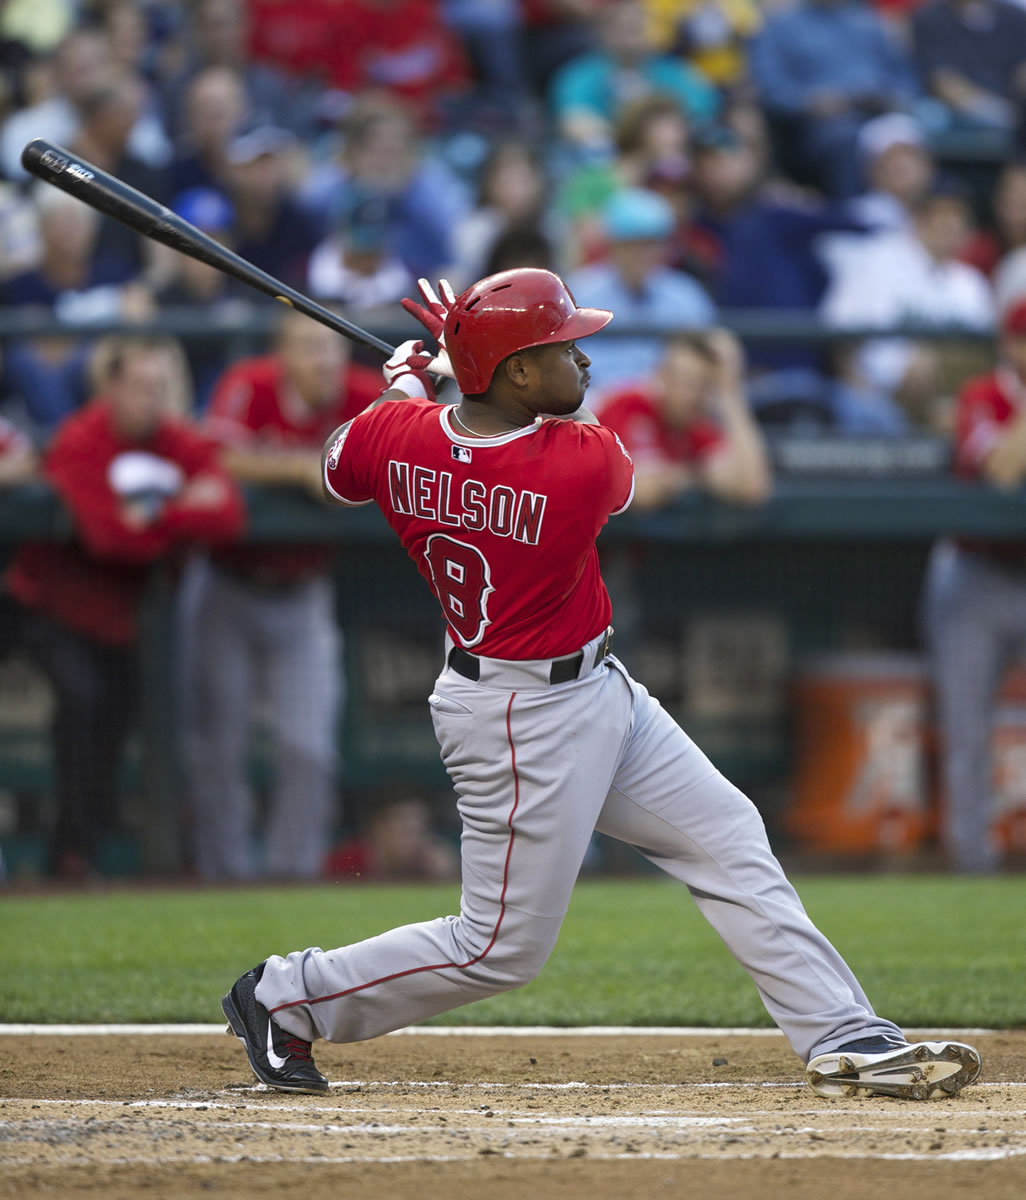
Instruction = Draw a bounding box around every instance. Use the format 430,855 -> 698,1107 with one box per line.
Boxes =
447,627 -> 614,685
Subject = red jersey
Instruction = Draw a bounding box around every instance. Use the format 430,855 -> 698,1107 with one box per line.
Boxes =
599,386 -> 724,466
8,402 -> 244,645
324,400 -> 635,660
205,354 -> 380,584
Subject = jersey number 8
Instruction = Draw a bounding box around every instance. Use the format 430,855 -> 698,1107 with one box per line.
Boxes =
424,534 -> 494,648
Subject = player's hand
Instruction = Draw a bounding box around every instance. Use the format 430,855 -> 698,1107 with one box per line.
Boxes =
400,278 -> 457,345
384,338 -> 456,402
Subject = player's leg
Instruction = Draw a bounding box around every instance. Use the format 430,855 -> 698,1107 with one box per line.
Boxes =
261,578 -> 341,879
252,656 -> 634,1047
594,662 -> 980,1097
924,543 -> 1010,873
596,661 -> 907,1058
187,565 -> 258,879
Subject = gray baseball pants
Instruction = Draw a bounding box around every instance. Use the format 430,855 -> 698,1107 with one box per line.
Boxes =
185,561 -> 342,880
923,539 -> 1026,872
257,631 -> 900,1063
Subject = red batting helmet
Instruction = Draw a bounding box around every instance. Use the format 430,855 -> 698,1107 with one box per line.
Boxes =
443,269 -> 612,394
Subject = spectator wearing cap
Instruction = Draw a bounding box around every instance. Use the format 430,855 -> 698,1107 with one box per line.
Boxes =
818,115 -> 936,306
226,126 -> 318,291
749,0 -> 918,199
156,188 -> 255,409
565,186 -> 715,397
921,298 -> 1026,872
821,180 -> 994,427
551,0 -> 719,154
305,190 -> 413,312
849,114 -> 935,232
912,0 -> 1026,133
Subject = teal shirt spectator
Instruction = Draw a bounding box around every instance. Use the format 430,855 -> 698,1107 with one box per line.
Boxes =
551,52 -> 720,134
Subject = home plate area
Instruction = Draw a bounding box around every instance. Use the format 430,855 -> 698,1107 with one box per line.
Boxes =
1,1030 -> 1025,1199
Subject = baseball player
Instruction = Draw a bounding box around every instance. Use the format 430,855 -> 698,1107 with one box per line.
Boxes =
223,269 -> 981,1101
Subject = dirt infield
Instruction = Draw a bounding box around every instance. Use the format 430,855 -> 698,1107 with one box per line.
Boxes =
2,1031 -> 1025,1199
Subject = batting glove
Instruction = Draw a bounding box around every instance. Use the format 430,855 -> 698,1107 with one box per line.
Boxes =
400,277 -> 457,344
383,338 -> 455,401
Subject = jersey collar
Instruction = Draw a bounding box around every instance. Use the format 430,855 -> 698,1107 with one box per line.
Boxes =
440,405 -> 542,447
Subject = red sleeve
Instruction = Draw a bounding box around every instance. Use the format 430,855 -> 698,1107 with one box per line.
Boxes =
322,404 -> 384,506
204,360 -> 263,445
583,422 -> 635,516
955,376 -> 1005,478
159,424 -> 247,544
600,392 -> 662,462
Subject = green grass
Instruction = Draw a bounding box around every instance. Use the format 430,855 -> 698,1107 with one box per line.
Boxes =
1,876 -> 1024,1026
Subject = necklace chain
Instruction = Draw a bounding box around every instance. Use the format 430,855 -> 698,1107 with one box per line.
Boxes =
450,407 -> 527,437
450,407 -> 482,436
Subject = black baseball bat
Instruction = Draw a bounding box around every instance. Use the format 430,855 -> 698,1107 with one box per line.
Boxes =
20,137 -> 397,358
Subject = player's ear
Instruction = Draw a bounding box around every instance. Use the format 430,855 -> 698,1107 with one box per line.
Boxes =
502,352 -> 532,389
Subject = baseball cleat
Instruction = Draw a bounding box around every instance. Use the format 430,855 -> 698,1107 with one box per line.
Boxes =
806,1036 -> 981,1100
221,961 -> 329,1094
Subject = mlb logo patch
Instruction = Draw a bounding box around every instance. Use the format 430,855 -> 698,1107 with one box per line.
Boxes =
451,445 -> 472,463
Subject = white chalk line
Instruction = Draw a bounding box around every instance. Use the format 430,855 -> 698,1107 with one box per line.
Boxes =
5,1147 -> 1026,1166
0,1024 -> 1003,1037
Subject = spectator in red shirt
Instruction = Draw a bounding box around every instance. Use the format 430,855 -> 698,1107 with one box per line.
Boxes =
5,336 -> 244,878
922,298 -> 1026,872
599,329 -> 772,510
185,310 -> 380,880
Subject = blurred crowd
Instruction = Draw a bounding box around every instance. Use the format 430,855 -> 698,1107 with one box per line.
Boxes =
0,0 -> 1024,434
2,0 -> 1026,882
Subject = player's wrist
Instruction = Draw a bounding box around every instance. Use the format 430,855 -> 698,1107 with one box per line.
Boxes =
386,374 -> 429,399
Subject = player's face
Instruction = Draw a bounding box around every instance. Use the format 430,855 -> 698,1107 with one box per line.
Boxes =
524,340 -> 592,415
